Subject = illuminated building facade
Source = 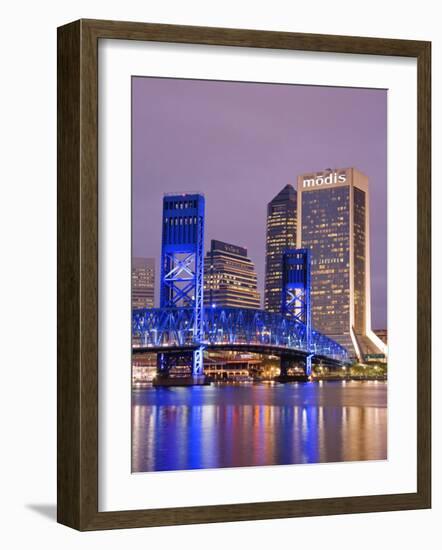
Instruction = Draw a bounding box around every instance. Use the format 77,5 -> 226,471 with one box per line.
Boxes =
297,168 -> 386,359
132,257 -> 155,309
264,184 -> 297,312
204,239 -> 261,309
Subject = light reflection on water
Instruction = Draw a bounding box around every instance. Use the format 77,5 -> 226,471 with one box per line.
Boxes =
132,381 -> 387,472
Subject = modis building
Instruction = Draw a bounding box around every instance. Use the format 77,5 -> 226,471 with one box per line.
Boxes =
297,168 -> 386,360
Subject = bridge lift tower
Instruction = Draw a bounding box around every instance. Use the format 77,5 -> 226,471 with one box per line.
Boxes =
157,193 -> 206,383
281,249 -> 313,377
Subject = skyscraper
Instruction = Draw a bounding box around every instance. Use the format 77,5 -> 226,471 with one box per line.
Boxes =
132,257 -> 155,309
204,240 -> 261,309
264,185 -> 297,312
297,168 -> 386,359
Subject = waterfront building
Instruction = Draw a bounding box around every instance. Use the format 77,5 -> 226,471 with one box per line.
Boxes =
132,257 -> 155,309
132,354 -> 157,384
204,239 -> 261,309
264,184 -> 297,312
297,168 -> 386,360
204,352 -> 260,382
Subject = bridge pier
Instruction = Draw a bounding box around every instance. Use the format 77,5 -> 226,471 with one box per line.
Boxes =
154,350 -> 209,386
305,353 -> 313,377
277,354 -> 311,382
279,355 -> 291,378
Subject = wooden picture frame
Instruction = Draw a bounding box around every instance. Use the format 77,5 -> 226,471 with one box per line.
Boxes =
57,18 -> 431,531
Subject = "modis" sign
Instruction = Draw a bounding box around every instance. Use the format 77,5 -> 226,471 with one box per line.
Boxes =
302,171 -> 347,188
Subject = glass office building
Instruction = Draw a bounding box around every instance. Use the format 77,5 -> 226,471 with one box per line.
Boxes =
297,168 -> 386,359
204,240 -> 261,309
264,184 -> 297,312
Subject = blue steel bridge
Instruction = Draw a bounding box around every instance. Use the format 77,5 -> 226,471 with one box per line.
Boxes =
133,193 -> 349,383
133,306 -> 348,362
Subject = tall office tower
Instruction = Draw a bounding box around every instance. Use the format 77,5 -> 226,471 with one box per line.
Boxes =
264,185 -> 297,312
297,168 -> 386,360
204,240 -> 261,309
132,257 -> 155,309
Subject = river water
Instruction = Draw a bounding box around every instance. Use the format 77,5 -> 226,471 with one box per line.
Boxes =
132,380 -> 387,472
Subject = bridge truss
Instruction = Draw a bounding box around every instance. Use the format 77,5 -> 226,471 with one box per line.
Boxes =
133,306 -> 349,363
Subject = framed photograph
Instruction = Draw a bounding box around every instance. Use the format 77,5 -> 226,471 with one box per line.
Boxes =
57,19 -> 431,530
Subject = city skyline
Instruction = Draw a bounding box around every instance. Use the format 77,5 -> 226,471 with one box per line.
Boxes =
133,77 -> 387,328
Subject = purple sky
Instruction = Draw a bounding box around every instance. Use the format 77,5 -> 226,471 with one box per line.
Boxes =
133,77 -> 387,329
